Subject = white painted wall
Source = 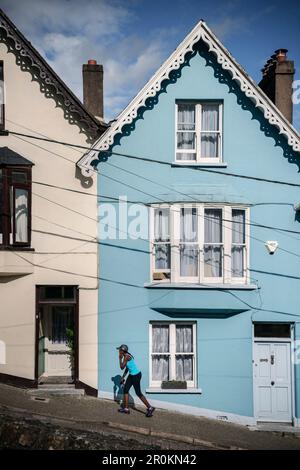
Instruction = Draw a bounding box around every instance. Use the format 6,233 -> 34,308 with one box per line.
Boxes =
0,43 -> 99,389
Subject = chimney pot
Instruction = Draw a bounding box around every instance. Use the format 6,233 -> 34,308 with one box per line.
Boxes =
259,48 -> 294,123
275,49 -> 288,62
88,59 -> 97,65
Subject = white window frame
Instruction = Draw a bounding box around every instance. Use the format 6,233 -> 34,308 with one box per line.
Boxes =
150,203 -> 250,285
150,205 -> 171,282
175,101 -> 223,164
149,322 -> 197,389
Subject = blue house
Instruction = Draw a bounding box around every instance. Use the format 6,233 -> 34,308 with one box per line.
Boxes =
79,20 -> 300,426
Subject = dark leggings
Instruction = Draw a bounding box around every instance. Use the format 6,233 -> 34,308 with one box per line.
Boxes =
124,372 -> 143,397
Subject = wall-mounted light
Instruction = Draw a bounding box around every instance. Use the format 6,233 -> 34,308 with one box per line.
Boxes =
265,241 -> 279,255
294,202 -> 300,212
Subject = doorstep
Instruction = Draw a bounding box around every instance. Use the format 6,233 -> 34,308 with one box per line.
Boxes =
248,423 -> 300,437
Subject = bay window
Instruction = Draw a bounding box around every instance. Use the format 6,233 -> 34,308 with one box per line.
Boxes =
150,322 -> 196,388
0,165 -> 32,248
176,102 -> 222,163
151,204 -> 249,284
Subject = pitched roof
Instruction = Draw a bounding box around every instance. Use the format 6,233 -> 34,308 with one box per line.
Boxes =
0,146 -> 33,166
0,9 -> 108,141
77,20 -> 300,177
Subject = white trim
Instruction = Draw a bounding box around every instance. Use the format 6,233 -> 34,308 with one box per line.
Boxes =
175,102 -> 222,163
98,389 -> 256,427
149,322 -> 196,388
78,20 -> 300,177
290,323 -> 296,427
294,418 -> 300,428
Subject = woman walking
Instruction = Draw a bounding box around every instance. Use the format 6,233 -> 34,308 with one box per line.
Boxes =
117,344 -> 155,417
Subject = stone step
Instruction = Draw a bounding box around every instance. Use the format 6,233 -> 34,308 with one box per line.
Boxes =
28,387 -> 85,397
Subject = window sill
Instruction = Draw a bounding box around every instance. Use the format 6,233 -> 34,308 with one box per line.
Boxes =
146,388 -> 202,394
144,282 -> 258,290
171,162 -> 227,168
0,246 -> 34,251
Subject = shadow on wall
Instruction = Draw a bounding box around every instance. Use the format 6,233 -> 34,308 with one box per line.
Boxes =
111,374 -> 136,408
96,40 -> 300,172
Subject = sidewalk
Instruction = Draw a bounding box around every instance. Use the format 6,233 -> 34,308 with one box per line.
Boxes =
0,383 -> 300,450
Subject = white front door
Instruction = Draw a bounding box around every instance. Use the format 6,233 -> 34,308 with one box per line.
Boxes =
253,341 -> 292,422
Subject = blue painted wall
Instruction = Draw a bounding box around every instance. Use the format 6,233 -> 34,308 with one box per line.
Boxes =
97,41 -> 300,419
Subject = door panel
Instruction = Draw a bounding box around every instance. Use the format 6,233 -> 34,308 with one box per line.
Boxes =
254,341 -> 292,422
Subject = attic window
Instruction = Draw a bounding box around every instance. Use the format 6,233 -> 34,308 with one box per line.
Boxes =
176,102 -> 222,163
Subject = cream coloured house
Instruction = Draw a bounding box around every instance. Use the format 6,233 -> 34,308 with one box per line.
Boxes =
0,9 -> 106,394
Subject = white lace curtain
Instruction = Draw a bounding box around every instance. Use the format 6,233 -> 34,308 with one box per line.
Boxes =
176,326 -> 193,381
15,188 -> 28,243
201,104 -> 219,158
152,325 -> 193,382
177,104 -> 196,160
152,325 -> 169,381
232,210 -> 245,277
180,208 -> 198,277
154,209 -> 170,270
204,209 -> 222,277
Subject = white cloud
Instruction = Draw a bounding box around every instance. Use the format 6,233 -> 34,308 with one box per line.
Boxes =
0,0 -> 173,120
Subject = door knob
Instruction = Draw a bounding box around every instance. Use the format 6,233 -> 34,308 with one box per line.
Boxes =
271,381 -> 275,386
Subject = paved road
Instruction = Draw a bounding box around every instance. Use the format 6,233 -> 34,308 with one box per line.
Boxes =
0,384 -> 300,450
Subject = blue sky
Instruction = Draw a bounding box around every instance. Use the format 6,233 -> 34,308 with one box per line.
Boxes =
0,0 -> 299,128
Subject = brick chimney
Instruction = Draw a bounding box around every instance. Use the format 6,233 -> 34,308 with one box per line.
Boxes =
258,49 -> 295,123
82,59 -> 104,121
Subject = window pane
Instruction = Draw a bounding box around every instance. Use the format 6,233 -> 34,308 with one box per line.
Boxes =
155,244 -> 170,270
152,355 -> 169,381
177,132 -> 195,150
176,152 -> 196,161
180,208 -> 197,242
232,210 -> 245,244
64,286 -> 76,299
0,169 -> 3,244
201,133 -> 219,158
176,355 -> 193,381
12,171 -> 28,184
177,104 -> 195,130
176,325 -> 193,352
15,188 -> 28,243
204,246 -> 222,277
154,209 -> 169,241
51,306 -> 74,344
204,209 -> 222,243
180,245 -> 198,277
254,323 -> 291,338
201,104 -> 219,131
40,286 -> 76,301
232,246 -> 244,277
152,325 -> 169,353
